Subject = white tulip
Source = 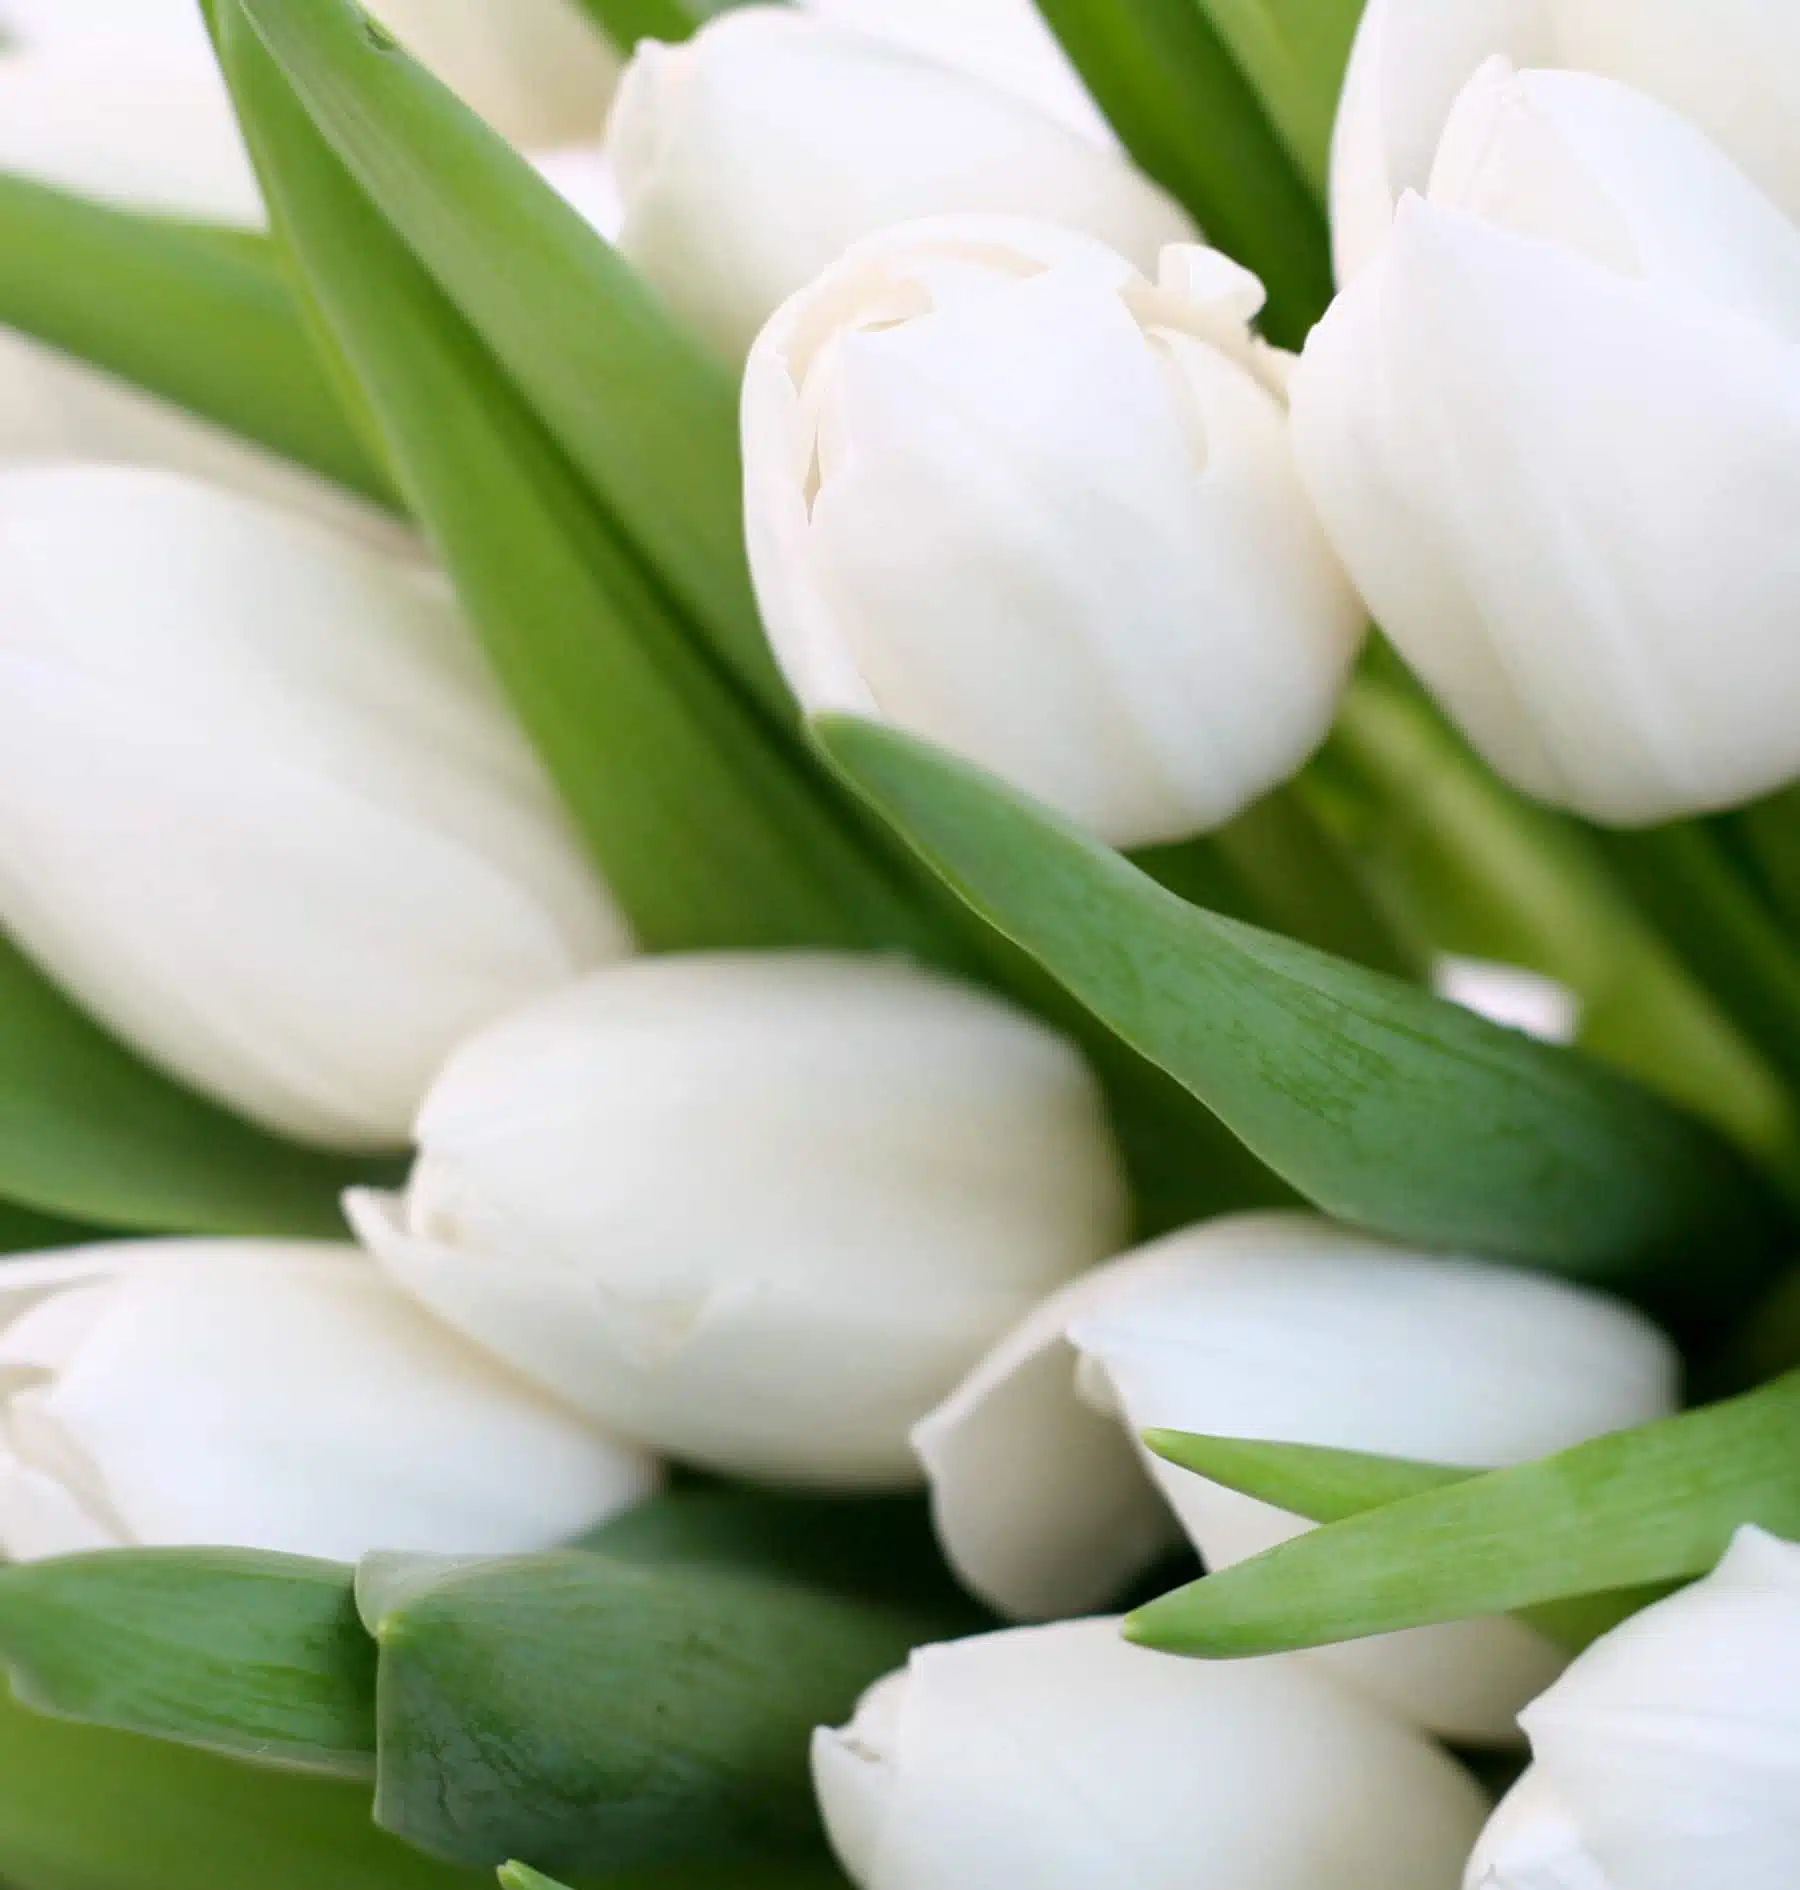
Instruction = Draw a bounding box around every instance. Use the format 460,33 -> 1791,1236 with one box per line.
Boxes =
1295,64 -> 1800,826
1468,1529 -> 1800,1889
797,0 -> 1116,148
814,1617 -> 1491,1890
744,216 -> 1363,848
605,8 -> 1191,361
0,465 -> 629,1149
348,953 -> 1129,1490
915,1211 -> 1679,1741
0,1242 -> 660,1564
1332,0 -> 1800,282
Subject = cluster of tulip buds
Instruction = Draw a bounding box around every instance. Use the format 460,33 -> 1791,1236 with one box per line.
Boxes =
0,1 -> 1794,1888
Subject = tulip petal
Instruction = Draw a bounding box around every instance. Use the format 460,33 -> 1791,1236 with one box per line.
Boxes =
910,1258 -> 1179,1620
0,1244 -> 660,1563
1465,1769 -> 1617,1890
824,1619 -> 1489,1890
1294,198 -> 1800,824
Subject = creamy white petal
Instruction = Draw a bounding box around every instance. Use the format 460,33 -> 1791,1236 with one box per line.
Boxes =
0,467 -> 629,1147
814,1618 -> 1491,1890
798,0 -> 1115,147
746,215 -> 1362,848
356,954 -> 1128,1487
1294,185 -> 1800,825
1435,958 -> 1581,1043
1329,0 -> 1800,277
609,9 -> 1191,361
0,1241 -> 660,1563
1466,1771 -> 1617,1890
910,1254 -> 1180,1620
1517,1529 -> 1800,1890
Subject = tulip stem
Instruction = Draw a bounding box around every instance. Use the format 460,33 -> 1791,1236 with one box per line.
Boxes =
1595,822 -> 1800,1118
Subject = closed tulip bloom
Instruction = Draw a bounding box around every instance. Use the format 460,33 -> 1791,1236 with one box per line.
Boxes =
1332,0 -> 1800,282
744,217 -> 1363,848
814,1618 -> 1491,1890
606,9 -> 1191,360
0,1242 -> 660,1564
915,1212 -> 1678,1741
798,0 -> 1116,147
349,953 -> 1129,1490
0,466 -> 630,1148
1295,63 -> 1800,825
1468,1529 -> 1800,1889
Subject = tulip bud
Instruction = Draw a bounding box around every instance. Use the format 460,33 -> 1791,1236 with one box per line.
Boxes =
743,216 -> 1364,848
813,1617 -> 1491,1890
0,466 -> 630,1148
915,1211 -> 1678,1741
798,0 -> 1116,148
1332,0 -> 1800,282
1295,64 -> 1800,825
0,1241 -> 660,1563
348,952 -> 1130,1490
1469,1528 -> 1800,1889
605,9 -> 1192,360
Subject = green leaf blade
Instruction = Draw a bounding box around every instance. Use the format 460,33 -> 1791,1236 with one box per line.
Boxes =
817,717 -> 1789,1314
360,1548 -> 948,1877
1128,1372 -> 1800,1657
234,0 -> 781,718
0,174 -> 394,507
0,1550 -> 375,1778
212,3 -> 948,963
1031,0 -> 1332,344
1142,1432 -> 1674,1649
0,936 -> 393,1238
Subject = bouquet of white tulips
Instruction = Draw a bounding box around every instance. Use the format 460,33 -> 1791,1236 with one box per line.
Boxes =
0,0 -> 1795,1884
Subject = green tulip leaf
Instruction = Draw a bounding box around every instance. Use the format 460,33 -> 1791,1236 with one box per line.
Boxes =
0,936 -> 394,1237
208,3 -> 945,962
0,173 -> 395,507
0,1685 -> 473,1890
1190,0 -> 1365,194
816,717 -> 1789,1314
1031,0 -> 1331,344
1127,1370 -> 1800,1657
1142,1432 -> 1673,1649
357,1491 -> 976,1878
0,1550 -> 375,1778
1317,675 -> 1794,1169
358,1545 -> 943,1877
234,0 -> 779,718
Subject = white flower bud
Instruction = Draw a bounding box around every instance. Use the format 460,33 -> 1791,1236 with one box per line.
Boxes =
1296,64 -> 1800,825
605,8 -> 1192,360
797,0 -> 1116,148
915,1211 -> 1679,1741
1331,0 -> 1800,283
0,466 -> 629,1148
0,1242 -> 660,1564
743,215 -> 1363,848
1467,1528 -> 1800,1890
813,1617 -> 1491,1890
349,953 -> 1130,1490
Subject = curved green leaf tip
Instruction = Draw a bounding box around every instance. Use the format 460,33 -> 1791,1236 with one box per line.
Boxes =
499,1867 -> 566,1890
1127,1373 -> 1800,1658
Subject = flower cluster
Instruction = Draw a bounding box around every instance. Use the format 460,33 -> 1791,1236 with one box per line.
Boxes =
0,2 -> 1793,1889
